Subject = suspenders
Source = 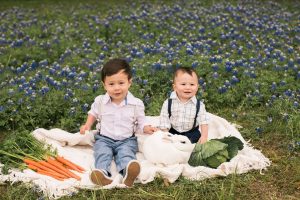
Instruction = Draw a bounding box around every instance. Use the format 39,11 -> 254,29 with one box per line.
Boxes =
168,98 -> 200,129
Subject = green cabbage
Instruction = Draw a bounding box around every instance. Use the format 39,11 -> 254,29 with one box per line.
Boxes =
188,136 -> 244,168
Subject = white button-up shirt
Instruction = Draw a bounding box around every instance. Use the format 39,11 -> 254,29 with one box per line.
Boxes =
88,91 -> 146,140
159,91 -> 209,132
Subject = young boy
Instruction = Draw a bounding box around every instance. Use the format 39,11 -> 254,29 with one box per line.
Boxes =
80,58 -> 156,187
159,67 -> 209,144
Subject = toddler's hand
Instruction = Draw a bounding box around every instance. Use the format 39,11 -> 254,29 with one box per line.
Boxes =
80,124 -> 90,134
143,125 -> 158,134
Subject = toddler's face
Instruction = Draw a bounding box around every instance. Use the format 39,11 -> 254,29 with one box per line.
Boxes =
103,70 -> 132,104
173,71 -> 199,103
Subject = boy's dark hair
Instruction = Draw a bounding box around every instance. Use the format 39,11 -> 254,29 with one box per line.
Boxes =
101,58 -> 132,82
173,67 -> 198,81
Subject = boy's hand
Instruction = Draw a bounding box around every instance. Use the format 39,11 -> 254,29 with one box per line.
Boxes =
80,124 -> 90,134
198,136 -> 207,144
143,125 -> 158,134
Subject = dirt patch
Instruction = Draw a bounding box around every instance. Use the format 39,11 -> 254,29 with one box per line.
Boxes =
0,131 -> 8,143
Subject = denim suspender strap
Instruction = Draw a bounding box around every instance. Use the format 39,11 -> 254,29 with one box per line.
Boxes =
167,98 -> 172,118
192,99 -> 200,128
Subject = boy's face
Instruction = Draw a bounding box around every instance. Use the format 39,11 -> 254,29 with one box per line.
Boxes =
173,71 -> 199,103
103,70 -> 132,104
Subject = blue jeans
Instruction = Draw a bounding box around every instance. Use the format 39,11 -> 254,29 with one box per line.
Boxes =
93,134 -> 138,175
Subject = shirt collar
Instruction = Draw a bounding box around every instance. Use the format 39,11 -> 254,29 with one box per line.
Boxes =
170,91 -> 197,104
102,91 -> 137,106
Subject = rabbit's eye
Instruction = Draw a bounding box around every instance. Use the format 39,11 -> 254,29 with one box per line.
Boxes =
168,134 -> 172,137
181,141 -> 186,144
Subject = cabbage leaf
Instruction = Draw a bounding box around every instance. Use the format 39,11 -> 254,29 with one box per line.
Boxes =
188,136 -> 244,168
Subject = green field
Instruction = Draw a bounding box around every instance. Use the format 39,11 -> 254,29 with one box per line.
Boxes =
0,0 -> 299,199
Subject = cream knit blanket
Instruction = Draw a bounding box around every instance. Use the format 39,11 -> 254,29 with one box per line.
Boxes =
0,113 -> 271,199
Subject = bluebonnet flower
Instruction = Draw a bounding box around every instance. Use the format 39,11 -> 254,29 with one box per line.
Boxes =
19,76 -> 26,84
199,27 -> 205,33
142,79 -> 148,85
82,103 -> 89,112
224,80 -> 231,87
82,84 -> 90,90
62,79 -> 68,87
271,82 -> 277,91
25,88 -> 34,96
39,59 -> 48,67
225,62 -> 233,72
18,98 -> 23,105
144,94 -> 151,105
267,116 -> 273,123
288,59 -> 294,68
255,127 -> 263,135
232,113 -> 237,118
279,80 -> 286,86
283,113 -> 289,121
250,71 -> 256,78
69,107 -> 76,116
284,89 -> 292,97
212,64 -> 219,71
9,78 -> 16,85
64,94 -> 70,100
8,89 -> 15,96
40,86 -> 50,95
153,62 -> 162,70
212,72 -> 219,79
198,78 -> 205,85
191,61 -> 198,68
0,105 -> 5,112
218,85 -> 227,94
30,92 -> 37,101
287,143 -> 295,151
231,76 -> 239,84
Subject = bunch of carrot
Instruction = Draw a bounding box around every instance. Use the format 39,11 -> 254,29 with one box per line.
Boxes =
24,156 -> 85,181
0,149 -> 85,181
0,131 -> 85,181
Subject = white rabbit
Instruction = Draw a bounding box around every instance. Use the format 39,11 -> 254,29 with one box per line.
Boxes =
142,131 -> 195,165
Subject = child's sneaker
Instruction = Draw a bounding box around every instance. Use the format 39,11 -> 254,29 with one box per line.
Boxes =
122,160 -> 140,187
90,169 -> 113,186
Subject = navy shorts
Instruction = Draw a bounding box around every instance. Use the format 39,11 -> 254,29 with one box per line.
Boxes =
169,126 -> 201,144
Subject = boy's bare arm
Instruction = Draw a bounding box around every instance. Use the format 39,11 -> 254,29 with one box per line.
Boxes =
199,124 -> 208,144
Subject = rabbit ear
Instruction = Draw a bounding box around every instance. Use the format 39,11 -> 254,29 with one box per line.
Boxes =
162,137 -> 172,143
173,142 -> 195,152
162,132 -> 173,143
171,134 -> 191,144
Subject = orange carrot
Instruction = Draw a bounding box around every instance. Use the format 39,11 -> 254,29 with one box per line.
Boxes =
38,160 -> 70,178
27,164 -> 66,179
55,156 -> 85,172
37,169 -> 65,181
24,158 -> 44,168
27,164 -> 40,171
24,158 -> 59,174
46,157 -> 81,180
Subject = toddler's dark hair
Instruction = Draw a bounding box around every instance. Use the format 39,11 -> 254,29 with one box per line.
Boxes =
101,58 -> 132,82
173,66 -> 198,81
